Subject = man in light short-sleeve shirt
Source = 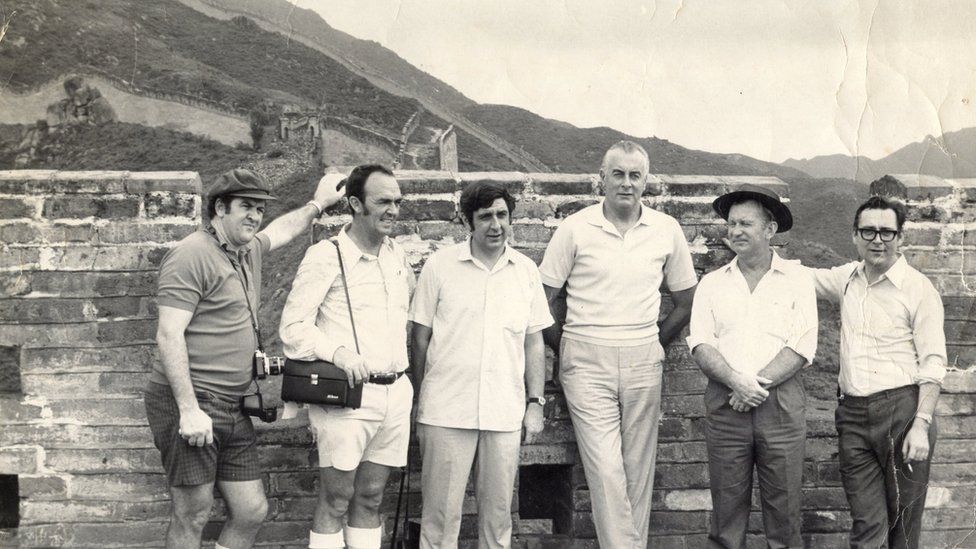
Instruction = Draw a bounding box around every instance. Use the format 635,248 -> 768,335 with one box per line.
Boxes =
411,181 -> 553,549
539,141 -> 697,549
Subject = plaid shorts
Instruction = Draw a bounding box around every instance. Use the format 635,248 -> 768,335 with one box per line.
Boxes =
144,381 -> 262,486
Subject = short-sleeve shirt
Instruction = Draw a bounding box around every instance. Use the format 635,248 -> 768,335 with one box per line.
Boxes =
808,256 -> 947,396
410,242 -> 553,431
538,202 -> 698,344
151,228 -> 270,397
686,252 -> 818,375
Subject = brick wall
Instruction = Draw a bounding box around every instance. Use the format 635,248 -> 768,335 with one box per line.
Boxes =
0,170 -> 973,548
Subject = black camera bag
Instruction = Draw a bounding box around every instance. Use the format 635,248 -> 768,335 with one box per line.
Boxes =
281,359 -> 363,409
281,238 -> 366,410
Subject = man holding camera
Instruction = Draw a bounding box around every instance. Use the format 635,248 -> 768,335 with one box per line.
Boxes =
280,164 -> 415,549
146,168 -> 342,549
409,181 -> 552,548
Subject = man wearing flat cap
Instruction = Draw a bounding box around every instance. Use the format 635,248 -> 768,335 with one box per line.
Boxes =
146,168 -> 342,548
687,184 -> 818,549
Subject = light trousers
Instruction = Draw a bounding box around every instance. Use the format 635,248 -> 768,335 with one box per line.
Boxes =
418,424 -> 522,549
559,337 -> 664,549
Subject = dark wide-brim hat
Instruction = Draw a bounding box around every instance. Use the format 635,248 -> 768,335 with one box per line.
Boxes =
712,183 -> 792,233
207,169 -> 278,201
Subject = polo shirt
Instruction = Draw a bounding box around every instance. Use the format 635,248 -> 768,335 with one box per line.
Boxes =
808,256 -> 947,396
687,251 -> 818,375
539,202 -> 698,344
410,241 -> 553,431
151,228 -> 270,397
279,227 -> 415,420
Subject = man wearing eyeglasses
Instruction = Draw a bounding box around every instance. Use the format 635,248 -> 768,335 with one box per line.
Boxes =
807,196 -> 946,549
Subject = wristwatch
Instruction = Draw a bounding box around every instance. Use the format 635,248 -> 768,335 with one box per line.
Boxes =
914,412 -> 933,425
526,396 -> 547,407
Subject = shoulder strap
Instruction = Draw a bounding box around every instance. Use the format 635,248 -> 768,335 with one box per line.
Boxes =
331,239 -> 361,354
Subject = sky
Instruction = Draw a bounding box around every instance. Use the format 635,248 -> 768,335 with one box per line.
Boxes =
297,0 -> 976,163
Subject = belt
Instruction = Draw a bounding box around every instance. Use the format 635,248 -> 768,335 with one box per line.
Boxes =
368,371 -> 406,385
838,384 -> 917,406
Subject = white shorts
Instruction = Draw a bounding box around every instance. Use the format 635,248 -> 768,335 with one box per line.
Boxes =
307,375 -> 413,471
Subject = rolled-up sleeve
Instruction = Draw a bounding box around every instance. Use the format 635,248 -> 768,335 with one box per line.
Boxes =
913,279 -> 948,386
685,275 -> 717,352
786,272 -> 819,365
279,242 -> 341,361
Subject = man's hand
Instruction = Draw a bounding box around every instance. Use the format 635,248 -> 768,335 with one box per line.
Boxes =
179,406 -> 214,447
312,172 -> 345,210
902,420 -> 931,465
332,347 -> 369,388
522,404 -> 545,445
728,393 -> 752,413
729,373 -> 771,409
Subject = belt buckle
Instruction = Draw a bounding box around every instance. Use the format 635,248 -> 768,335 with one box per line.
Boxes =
371,372 -> 396,385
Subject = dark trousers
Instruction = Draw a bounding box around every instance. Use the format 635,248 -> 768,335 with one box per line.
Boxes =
836,384 -> 937,549
705,376 -> 806,549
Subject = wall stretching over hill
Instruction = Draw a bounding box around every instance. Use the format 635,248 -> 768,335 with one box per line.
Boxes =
0,170 -> 973,548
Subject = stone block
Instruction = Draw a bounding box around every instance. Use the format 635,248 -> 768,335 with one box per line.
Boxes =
70,472 -> 169,501
0,424 -> 152,449
45,448 -> 162,473
647,510 -> 711,534
395,171 -> 458,194
513,198 -> 555,220
530,174 -> 594,195
270,471 -> 319,496
657,199 -> 723,222
947,344 -> 976,369
520,443 -> 576,465
662,370 -> 708,396
554,199 -> 599,218
901,226 -> 945,247
0,446 -> 39,473
38,246 -> 168,271
143,192 -> 199,219
906,203 -> 950,223
50,171 -> 129,194
654,463 -> 710,489
0,397 -> 42,421
661,175 -> 727,197
0,197 -> 36,219
125,172 -> 202,194
458,172 -> 527,194
18,474 -> 68,499
19,500 -> 170,524
0,247 -> 40,271
513,223 -> 554,244
417,221 -> 468,242
0,296 -> 149,323
0,322 -> 96,347
46,398 -> 151,427
42,197 -> 140,219
870,174 -> 958,201
21,371 -> 147,398
21,345 -> 158,374
399,198 -> 456,221
96,222 -> 197,244
0,170 -> 57,193
17,522 -> 169,547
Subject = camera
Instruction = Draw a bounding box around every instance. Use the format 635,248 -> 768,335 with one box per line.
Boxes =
253,350 -> 284,379
240,392 -> 277,423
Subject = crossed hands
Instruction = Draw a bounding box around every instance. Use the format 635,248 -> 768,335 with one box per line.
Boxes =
728,372 -> 773,412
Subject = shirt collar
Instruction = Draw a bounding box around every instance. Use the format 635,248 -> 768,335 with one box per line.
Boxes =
584,201 -> 654,233
335,225 -> 392,263
458,238 -> 517,271
723,250 -> 788,275
853,254 -> 908,289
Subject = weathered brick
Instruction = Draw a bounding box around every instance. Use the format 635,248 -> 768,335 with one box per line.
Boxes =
399,198 -> 456,221
21,345 -> 157,374
531,174 -> 593,195
513,223 -> 554,244
125,171 -> 201,194
458,172 -> 526,194
662,370 -> 707,395
555,199 -> 599,218
21,371 -> 147,398
270,471 -> 318,496
647,510 -> 711,534
901,227 -> 944,247
143,192 -> 198,219
520,443 -> 576,465
96,222 -> 197,244
0,424 -> 152,449
45,448 -> 161,473
50,171 -> 129,193
70,472 -> 169,501
16,522 -> 169,547
661,395 -> 705,417
0,344 -> 20,394
417,221 -> 468,242
397,175 -> 458,194
96,318 -> 156,343
0,247 -> 40,271
42,197 -> 140,219
513,198 -> 555,220
46,398 -> 150,426
0,197 -> 36,219
0,397 -> 42,421
38,246 -> 168,271
655,463 -> 710,489
0,446 -> 39,473
663,176 -> 727,197
0,296 -> 150,323
658,199 -> 722,222
0,322 -> 96,347
18,474 -> 68,499
0,170 -> 57,193
11,271 -> 156,298
906,203 -> 950,223
657,441 -> 708,463
20,500 -> 170,524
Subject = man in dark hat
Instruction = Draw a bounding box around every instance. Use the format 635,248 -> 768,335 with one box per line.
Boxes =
687,184 -> 818,548
146,168 -> 342,549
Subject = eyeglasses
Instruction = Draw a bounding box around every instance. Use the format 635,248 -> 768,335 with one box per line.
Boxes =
856,228 -> 899,242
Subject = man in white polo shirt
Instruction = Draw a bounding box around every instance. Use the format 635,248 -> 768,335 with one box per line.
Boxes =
410,181 -> 553,549
539,140 -> 698,549
687,185 -> 817,549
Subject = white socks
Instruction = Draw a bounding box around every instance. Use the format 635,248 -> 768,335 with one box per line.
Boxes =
308,529 -> 344,549
344,525 -> 382,549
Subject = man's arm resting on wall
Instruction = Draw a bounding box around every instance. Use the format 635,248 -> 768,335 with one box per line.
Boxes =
261,173 -> 344,252
523,330 -> 546,444
156,305 -> 212,447
692,343 -> 769,408
659,285 -> 695,348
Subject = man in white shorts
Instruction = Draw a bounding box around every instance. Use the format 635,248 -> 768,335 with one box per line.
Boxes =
280,164 -> 415,549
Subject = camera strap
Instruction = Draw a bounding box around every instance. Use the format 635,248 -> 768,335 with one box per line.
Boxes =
330,238 -> 361,354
